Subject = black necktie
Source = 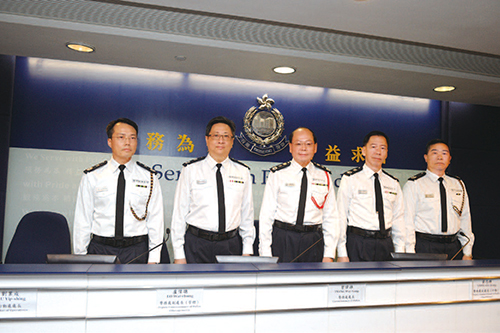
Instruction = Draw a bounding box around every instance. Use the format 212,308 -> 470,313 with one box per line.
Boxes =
439,177 -> 448,233
296,168 -> 308,226
374,173 -> 386,233
115,164 -> 126,239
216,163 -> 226,233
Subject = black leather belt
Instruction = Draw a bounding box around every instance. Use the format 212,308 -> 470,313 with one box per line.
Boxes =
91,234 -> 148,248
187,225 -> 238,241
348,226 -> 392,239
416,232 -> 458,243
274,220 -> 322,233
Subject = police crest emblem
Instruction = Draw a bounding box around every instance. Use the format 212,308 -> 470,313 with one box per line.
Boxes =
236,94 -> 288,156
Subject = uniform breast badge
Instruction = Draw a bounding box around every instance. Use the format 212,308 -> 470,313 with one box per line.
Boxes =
236,94 -> 288,156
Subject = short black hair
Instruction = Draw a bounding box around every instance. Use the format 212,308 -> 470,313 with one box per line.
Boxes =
289,127 -> 317,144
425,138 -> 449,154
362,130 -> 389,147
205,116 -> 236,136
106,118 -> 138,138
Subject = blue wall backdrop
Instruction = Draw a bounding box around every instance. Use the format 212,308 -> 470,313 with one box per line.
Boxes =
10,57 -> 440,170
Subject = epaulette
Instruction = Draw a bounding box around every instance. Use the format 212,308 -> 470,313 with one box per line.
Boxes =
311,161 -> 332,174
83,161 -> 107,174
182,156 -> 206,167
230,157 -> 250,170
407,172 -> 426,182
137,161 -> 157,174
447,173 -> 462,181
342,166 -> 362,177
270,161 -> 291,173
382,170 -> 399,182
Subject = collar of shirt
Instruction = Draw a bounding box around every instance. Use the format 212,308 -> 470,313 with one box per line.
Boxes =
110,158 -> 134,174
362,163 -> 381,179
206,154 -> 229,171
425,169 -> 446,184
290,159 -> 312,174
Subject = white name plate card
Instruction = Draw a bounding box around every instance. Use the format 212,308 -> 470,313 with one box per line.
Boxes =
472,279 -> 500,300
328,284 -> 366,306
0,290 -> 37,318
157,288 -> 204,314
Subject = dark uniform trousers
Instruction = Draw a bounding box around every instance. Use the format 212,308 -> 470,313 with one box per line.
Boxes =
346,229 -> 394,262
415,234 -> 462,260
271,225 -> 324,263
184,231 -> 242,263
88,238 -> 148,264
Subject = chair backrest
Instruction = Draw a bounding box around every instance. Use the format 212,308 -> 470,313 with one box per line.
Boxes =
5,211 -> 71,264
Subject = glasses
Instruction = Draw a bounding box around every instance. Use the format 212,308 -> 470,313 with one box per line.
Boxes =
112,135 -> 137,142
208,134 -> 234,141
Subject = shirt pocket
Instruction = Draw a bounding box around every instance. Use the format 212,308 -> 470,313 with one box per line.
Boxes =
191,180 -> 214,207
129,185 -> 150,212
279,183 -> 300,203
94,186 -> 113,210
311,186 -> 329,208
451,190 -> 464,207
226,181 -> 245,204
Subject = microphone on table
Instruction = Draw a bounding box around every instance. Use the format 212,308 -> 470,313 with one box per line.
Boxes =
450,231 -> 471,260
125,228 -> 170,264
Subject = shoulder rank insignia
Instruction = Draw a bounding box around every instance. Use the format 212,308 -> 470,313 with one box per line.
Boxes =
342,166 -> 362,177
137,161 -> 157,174
271,161 -> 291,173
408,172 -> 426,181
182,156 -> 206,167
447,173 -> 462,181
230,157 -> 250,170
312,161 -> 332,174
83,161 -> 107,174
382,170 -> 399,182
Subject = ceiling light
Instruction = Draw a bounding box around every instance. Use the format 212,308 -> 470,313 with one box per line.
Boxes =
433,85 -> 456,93
273,66 -> 296,74
175,55 -> 187,61
66,43 -> 95,53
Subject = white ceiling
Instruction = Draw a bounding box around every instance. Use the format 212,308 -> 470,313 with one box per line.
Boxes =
1,0 -> 499,107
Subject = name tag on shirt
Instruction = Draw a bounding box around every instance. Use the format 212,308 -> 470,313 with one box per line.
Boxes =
197,180 -> 207,185
358,189 -> 367,194
425,194 -> 434,198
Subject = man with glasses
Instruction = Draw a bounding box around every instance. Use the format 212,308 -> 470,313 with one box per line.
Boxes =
73,118 -> 164,264
259,127 -> 339,262
171,116 -> 255,263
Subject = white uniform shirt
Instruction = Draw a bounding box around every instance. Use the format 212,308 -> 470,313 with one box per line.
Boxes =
403,170 -> 474,256
258,159 -> 339,258
171,154 -> 255,260
73,158 -> 164,263
337,164 -> 405,257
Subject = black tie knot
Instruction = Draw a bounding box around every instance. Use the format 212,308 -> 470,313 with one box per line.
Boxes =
438,177 -> 444,183
216,163 -> 222,170
119,164 -> 126,171
374,173 -> 379,179
302,167 -> 307,173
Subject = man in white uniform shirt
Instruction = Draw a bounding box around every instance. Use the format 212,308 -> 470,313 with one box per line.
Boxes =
73,118 -> 164,264
337,131 -> 405,262
404,139 -> 474,260
259,127 -> 339,263
171,116 -> 255,263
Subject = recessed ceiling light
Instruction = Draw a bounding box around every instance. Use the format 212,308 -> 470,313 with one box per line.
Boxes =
273,66 -> 296,74
66,42 -> 95,53
433,85 -> 456,93
175,55 -> 187,61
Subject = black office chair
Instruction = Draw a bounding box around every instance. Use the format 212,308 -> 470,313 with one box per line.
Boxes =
5,211 -> 71,263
